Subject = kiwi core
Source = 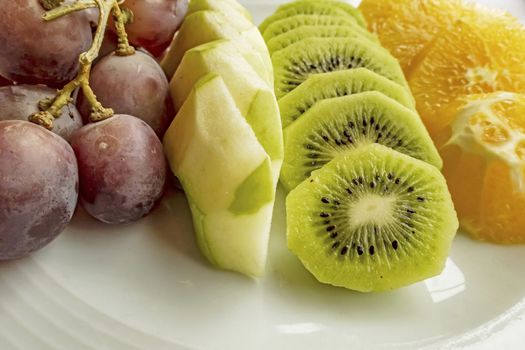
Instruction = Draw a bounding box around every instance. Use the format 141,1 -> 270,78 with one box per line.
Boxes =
350,194 -> 396,227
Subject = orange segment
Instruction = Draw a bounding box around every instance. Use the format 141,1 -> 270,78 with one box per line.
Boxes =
359,0 -> 462,74
516,140 -> 525,160
359,0 -> 521,77
478,161 -> 525,244
409,19 -> 525,136
441,145 -> 487,231
440,92 -> 525,243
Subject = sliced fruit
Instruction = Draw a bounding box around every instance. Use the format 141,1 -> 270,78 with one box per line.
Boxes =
187,0 -> 253,22
286,143 -> 458,292
161,10 -> 272,85
192,201 -> 275,277
272,37 -> 409,99
359,0 -> 522,76
358,0 -> 525,245
266,25 -> 378,55
278,68 -> 416,129
409,20 -> 525,136
439,92 -> 525,243
163,73 -> 275,277
359,0 -> 461,74
260,1 -> 359,34
170,39 -> 283,182
277,0 -> 367,28
281,91 -> 441,191
262,14 -> 376,43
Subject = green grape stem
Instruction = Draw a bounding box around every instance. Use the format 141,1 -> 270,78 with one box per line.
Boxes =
42,0 -> 96,17
112,3 -> 135,56
39,0 -> 65,10
30,0 -> 135,129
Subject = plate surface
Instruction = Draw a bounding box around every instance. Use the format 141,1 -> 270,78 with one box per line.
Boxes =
1,1 -> 525,349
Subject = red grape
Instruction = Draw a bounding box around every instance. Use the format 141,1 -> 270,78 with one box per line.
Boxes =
70,115 -> 166,224
78,51 -> 173,136
0,75 -> 11,87
0,120 -> 79,260
97,32 -> 118,63
0,0 -> 92,87
114,0 -> 189,57
0,85 -> 83,141
93,31 -> 118,64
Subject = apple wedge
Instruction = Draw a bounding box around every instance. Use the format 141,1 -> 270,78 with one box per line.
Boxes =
163,73 -> 275,277
187,0 -> 253,22
161,10 -> 272,86
170,39 -> 283,184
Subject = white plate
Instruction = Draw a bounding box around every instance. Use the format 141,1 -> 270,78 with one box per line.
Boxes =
2,1 -> 525,349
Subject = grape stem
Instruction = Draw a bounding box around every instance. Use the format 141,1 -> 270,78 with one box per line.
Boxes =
30,0 -> 135,129
112,3 -> 135,56
42,0 -> 97,18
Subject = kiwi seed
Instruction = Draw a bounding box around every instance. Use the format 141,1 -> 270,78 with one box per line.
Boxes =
286,144 -> 459,292
272,37 -> 409,99
280,91 -> 442,191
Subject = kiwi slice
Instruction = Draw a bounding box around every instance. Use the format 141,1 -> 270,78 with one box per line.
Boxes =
262,15 -> 375,43
286,144 -> 458,292
279,68 -> 416,129
281,91 -> 442,191
267,25 -> 379,55
272,37 -> 409,99
259,1 -> 350,34
276,0 -> 367,28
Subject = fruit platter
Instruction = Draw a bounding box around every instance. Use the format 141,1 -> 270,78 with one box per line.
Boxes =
1,0 -> 525,349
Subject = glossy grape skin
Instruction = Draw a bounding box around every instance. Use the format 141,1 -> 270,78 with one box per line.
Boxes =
78,51 -> 173,137
0,0 -> 92,87
0,85 -> 83,141
114,0 -> 189,57
70,115 -> 166,224
0,75 -> 11,87
0,121 -> 79,260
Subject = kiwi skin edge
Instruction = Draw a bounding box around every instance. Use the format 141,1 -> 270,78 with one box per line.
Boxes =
280,91 -> 442,192
272,37 -> 411,99
278,68 -> 416,130
286,144 -> 458,292
261,14 -> 376,43
266,25 -> 380,55
259,1 -> 354,33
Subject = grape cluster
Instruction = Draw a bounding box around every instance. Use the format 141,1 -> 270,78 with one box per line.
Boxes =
0,0 -> 188,260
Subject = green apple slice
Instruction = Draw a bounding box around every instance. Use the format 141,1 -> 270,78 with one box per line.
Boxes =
161,10 -> 272,86
163,73 -> 275,277
187,0 -> 253,22
171,39 -> 283,183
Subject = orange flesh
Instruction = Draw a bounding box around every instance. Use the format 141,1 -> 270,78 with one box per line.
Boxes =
361,0 -> 525,244
441,93 -> 525,243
